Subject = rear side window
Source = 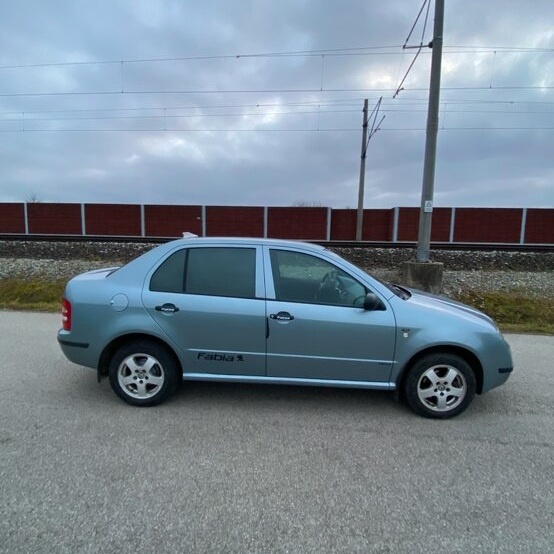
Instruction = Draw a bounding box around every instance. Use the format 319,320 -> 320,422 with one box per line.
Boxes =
186,247 -> 256,298
150,249 -> 187,293
150,247 -> 256,297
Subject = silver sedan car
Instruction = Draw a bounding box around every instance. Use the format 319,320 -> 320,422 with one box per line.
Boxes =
58,237 -> 513,418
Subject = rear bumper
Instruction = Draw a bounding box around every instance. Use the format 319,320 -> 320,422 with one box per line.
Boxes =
58,338 -> 89,349
57,330 -> 98,369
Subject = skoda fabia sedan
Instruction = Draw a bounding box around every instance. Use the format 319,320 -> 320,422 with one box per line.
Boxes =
58,237 -> 513,418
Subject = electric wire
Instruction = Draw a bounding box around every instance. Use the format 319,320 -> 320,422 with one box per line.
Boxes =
0,45 -> 405,70
1,85 -> 554,99
2,126 -> 554,134
2,97 -> 554,115
0,44 -> 551,71
3,101 -> 554,121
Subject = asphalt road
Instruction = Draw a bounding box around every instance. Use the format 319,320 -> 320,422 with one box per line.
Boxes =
0,311 -> 553,554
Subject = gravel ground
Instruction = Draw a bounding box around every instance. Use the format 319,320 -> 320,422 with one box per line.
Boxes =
0,240 -> 552,299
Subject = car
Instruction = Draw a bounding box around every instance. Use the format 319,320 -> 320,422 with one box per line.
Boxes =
57,237 -> 513,418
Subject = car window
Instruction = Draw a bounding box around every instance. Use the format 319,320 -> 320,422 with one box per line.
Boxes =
149,249 -> 187,293
186,247 -> 256,298
269,249 -> 367,307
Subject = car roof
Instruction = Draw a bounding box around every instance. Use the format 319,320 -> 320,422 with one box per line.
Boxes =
165,236 -> 326,252
110,236 -> 329,285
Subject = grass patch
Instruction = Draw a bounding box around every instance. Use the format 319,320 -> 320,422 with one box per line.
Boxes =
0,278 -> 65,311
1,278 -> 552,335
453,291 -> 554,335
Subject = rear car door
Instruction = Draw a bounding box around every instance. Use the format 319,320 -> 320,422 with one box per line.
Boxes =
264,247 -> 396,383
142,244 -> 266,376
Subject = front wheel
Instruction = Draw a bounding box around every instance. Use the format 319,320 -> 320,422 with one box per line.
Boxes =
108,341 -> 180,406
404,354 -> 476,419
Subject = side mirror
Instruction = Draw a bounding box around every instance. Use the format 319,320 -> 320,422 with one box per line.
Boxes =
363,292 -> 385,311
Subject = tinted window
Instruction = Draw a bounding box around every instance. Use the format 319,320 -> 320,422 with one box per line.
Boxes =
185,247 -> 256,298
150,249 -> 187,293
270,249 -> 366,307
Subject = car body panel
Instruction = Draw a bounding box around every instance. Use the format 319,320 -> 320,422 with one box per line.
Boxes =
141,243 -> 267,376
266,300 -> 396,381
143,291 -> 267,376
262,243 -> 397,382
384,291 -> 513,391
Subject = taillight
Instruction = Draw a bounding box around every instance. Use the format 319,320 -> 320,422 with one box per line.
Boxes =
62,298 -> 72,331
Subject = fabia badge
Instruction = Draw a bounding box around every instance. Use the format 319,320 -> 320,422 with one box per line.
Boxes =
197,352 -> 244,362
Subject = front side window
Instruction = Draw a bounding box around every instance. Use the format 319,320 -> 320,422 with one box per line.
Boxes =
269,249 -> 367,307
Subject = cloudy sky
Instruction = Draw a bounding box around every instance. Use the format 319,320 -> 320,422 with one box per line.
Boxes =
0,0 -> 553,208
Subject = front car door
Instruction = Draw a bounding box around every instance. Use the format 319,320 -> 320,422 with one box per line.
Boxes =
264,247 -> 396,384
142,244 -> 266,376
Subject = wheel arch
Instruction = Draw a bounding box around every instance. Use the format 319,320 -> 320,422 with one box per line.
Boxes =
396,345 -> 484,397
98,333 -> 183,380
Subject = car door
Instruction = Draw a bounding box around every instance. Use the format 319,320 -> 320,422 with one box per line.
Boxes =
264,247 -> 396,383
142,244 -> 266,376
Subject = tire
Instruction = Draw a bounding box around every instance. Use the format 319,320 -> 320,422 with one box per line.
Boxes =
108,340 -> 180,406
403,353 -> 476,419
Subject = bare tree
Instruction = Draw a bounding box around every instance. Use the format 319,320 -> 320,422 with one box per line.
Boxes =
25,191 -> 42,203
292,200 -> 325,207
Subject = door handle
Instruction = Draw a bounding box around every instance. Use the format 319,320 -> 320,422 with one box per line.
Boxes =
155,303 -> 180,314
269,311 -> 294,322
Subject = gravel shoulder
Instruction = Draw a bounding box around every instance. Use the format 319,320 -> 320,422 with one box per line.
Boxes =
0,240 -> 552,299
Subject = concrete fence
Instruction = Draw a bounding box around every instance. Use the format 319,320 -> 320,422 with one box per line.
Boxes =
0,203 -> 552,244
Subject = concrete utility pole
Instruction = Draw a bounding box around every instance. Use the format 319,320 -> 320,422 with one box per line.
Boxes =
356,99 -> 369,241
402,0 -> 445,293
416,0 -> 444,262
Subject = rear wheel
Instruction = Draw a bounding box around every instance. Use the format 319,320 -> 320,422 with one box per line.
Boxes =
404,353 -> 476,419
108,341 -> 180,406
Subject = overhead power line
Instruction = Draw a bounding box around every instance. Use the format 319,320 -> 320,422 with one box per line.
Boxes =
0,99 -> 370,116
447,45 -> 554,52
2,126 -> 554,134
3,96 -> 554,119
0,45 -> 404,70
0,43 -> 551,71
2,106 -> 553,126
2,107 -> 554,123
0,88 -> 393,98
1,85 -> 554,99
0,108 -> 363,122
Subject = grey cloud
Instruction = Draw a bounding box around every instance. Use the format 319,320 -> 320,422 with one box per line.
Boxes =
0,0 -> 553,208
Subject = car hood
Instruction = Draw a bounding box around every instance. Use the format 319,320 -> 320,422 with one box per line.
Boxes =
404,287 -> 497,329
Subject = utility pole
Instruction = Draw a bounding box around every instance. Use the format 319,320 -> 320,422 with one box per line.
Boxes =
355,98 -> 384,240
356,99 -> 369,241
416,0 -> 444,262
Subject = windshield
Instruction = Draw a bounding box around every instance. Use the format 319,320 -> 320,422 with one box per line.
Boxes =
323,249 -> 411,300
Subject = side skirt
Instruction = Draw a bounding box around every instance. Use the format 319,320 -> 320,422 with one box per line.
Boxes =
182,373 -> 395,391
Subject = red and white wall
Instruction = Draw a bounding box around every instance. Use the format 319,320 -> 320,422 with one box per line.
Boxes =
0,203 -> 552,244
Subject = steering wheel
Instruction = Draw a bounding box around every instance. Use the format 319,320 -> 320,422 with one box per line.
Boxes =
315,270 -> 347,303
